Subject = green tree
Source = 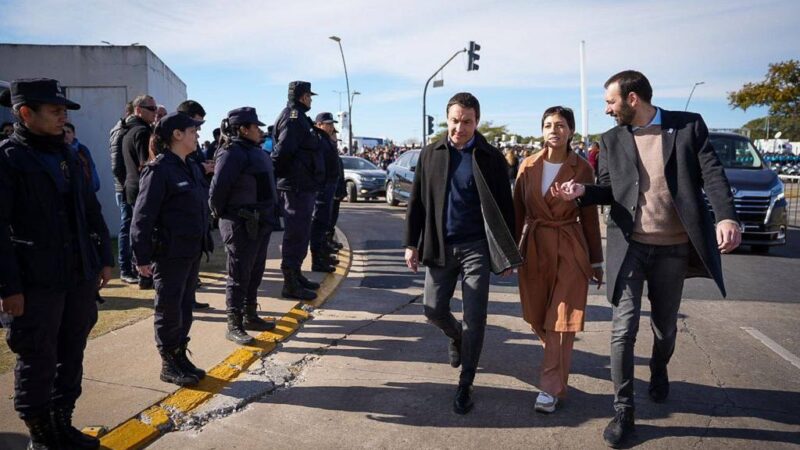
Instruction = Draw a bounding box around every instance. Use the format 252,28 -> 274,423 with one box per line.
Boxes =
429,120 -> 511,144
729,60 -> 800,140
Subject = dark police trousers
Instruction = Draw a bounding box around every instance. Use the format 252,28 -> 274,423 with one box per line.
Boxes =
220,218 -> 272,311
153,255 -> 201,350
423,239 -> 491,387
611,241 -> 690,411
6,278 -> 98,419
310,182 -> 337,254
280,190 -> 316,270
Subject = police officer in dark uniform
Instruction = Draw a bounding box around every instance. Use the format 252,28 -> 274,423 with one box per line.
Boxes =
130,112 -> 212,387
209,107 -> 279,345
0,78 -> 113,450
272,81 -> 325,300
309,112 -> 341,272
329,127 -> 346,251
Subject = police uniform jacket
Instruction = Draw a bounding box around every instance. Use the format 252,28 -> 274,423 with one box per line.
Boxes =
314,127 -> 340,185
271,101 -> 324,192
209,137 -> 279,227
0,125 -> 114,298
130,151 -> 212,266
122,115 -> 152,204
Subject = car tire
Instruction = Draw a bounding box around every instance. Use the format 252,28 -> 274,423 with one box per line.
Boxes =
751,244 -> 770,254
386,181 -> 399,206
347,181 -> 358,203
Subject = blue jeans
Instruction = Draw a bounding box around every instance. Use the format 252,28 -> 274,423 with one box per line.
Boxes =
116,192 -> 134,275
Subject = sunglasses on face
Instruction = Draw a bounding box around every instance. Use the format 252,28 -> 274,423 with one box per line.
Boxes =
140,105 -> 157,112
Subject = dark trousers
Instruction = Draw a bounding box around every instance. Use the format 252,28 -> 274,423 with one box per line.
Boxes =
6,278 -> 98,419
310,182 -> 337,254
611,241 -> 690,411
330,199 -> 341,232
423,239 -> 491,387
220,218 -> 272,311
153,255 -> 201,350
116,192 -> 134,275
280,190 -> 316,270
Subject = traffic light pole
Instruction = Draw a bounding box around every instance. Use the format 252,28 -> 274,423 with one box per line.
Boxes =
422,48 -> 466,148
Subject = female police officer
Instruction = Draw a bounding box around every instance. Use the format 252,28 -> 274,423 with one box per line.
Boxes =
209,107 -> 279,345
131,112 -> 212,386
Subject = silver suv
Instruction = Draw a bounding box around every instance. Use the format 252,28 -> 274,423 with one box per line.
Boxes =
341,156 -> 387,202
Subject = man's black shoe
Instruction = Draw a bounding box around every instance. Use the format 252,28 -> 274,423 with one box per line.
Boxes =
648,368 -> 669,403
453,384 -> 474,415
448,338 -> 462,368
281,269 -> 318,300
193,301 -> 210,310
139,276 -> 154,290
603,409 -> 635,448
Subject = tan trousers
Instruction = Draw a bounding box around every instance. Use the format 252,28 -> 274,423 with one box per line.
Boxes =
534,326 -> 576,398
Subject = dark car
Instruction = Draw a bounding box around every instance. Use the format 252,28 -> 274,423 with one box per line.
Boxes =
706,132 -> 787,252
385,149 -> 420,206
341,156 -> 387,202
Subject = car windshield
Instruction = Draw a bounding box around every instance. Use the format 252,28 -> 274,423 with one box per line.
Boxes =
710,136 -> 763,169
343,157 -> 379,170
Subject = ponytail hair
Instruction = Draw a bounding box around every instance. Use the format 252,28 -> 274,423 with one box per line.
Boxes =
148,122 -> 171,162
218,117 -> 253,149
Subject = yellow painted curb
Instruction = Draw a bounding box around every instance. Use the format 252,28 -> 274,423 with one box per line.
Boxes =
99,228 -> 352,450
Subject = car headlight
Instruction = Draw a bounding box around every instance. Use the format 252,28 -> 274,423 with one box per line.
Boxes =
770,180 -> 785,201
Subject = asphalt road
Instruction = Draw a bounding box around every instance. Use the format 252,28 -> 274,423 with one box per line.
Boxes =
150,201 -> 799,450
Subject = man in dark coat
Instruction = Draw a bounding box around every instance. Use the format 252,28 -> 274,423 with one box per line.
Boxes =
122,94 -> 158,289
0,78 -> 113,450
403,92 -> 521,415
552,70 -> 741,448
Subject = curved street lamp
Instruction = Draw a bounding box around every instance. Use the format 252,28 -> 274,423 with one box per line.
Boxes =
329,36 -> 353,154
685,81 -> 705,111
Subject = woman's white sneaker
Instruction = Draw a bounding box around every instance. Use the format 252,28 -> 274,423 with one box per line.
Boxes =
535,391 -> 558,413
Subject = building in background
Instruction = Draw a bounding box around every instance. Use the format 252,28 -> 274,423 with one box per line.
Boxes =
0,44 -> 186,233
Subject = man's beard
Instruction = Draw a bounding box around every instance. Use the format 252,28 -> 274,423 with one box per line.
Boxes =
614,100 -> 636,126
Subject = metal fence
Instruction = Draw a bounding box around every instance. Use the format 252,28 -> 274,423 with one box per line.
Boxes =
780,175 -> 800,228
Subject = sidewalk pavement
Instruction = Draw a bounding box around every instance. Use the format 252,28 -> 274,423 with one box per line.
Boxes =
0,229 -> 350,450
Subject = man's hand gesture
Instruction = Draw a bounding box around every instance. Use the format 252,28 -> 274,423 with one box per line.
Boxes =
550,179 -> 585,201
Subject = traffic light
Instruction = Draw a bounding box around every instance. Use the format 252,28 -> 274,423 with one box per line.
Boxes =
426,115 -> 434,136
467,41 -> 480,71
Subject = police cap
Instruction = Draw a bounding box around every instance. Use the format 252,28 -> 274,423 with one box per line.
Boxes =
288,81 -> 317,101
228,107 -> 266,127
315,112 -> 338,124
0,78 -> 80,110
155,112 -> 204,140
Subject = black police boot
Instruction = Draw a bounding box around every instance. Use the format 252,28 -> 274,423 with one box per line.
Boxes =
139,276 -> 153,290
281,269 -> 318,300
296,271 -> 320,290
226,310 -> 254,345
23,412 -> 58,450
327,232 -> 344,250
159,348 -> 200,386
453,384 -> 474,415
324,239 -> 341,254
243,302 -> 276,332
311,256 -> 336,273
51,405 -> 100,449
603,409 -> 635,448
177,338 -> 206,379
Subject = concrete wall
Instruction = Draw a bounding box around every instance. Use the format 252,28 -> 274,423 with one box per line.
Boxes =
0,44 -> 186,236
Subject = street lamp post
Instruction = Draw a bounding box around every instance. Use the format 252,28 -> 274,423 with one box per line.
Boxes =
329,36 -> 353,154
422,48 -> 467,147
685,81 -> 705,111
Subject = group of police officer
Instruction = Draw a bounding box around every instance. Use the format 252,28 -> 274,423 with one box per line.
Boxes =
0,77 -> 345,449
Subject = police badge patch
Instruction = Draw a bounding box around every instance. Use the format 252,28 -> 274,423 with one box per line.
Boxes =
290,110 -> 298,120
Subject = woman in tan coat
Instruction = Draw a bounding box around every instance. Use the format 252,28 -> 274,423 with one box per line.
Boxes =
513,106 -> 603,413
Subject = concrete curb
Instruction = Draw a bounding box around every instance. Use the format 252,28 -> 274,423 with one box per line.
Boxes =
97,229 -> 353,450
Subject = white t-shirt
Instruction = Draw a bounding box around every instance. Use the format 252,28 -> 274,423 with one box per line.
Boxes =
542,160 -> 563,196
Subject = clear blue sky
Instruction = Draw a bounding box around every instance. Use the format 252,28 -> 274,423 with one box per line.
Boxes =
2,0 -> 796,144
